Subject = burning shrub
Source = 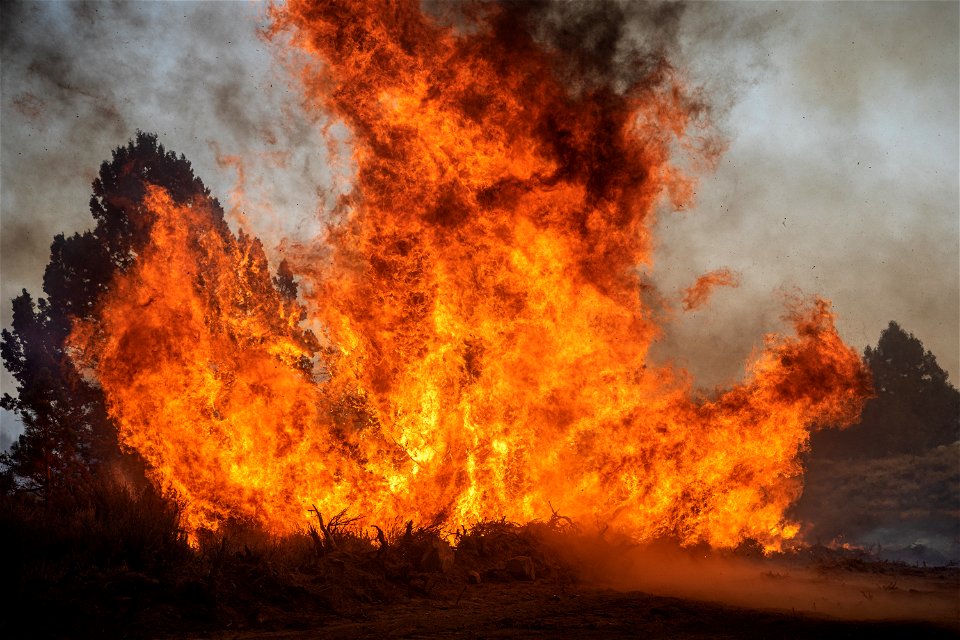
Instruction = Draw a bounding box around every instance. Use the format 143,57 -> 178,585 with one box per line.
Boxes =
56,0 -> 873,552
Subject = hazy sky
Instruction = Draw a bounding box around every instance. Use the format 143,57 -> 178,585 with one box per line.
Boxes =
1,1 -> 957,444
652,1 -> 959,387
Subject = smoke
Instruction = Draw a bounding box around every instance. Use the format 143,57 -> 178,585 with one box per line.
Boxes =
0,0 -> 329,331
524,0 -> 687,95
647,1 -> 959,389
548,535 -> 959,624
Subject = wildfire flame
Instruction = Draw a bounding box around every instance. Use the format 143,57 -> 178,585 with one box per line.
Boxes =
70,0 -> 871,550
682,268 -> 741,312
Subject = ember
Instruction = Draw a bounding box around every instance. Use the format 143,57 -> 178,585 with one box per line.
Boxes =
682,268 -> 741,312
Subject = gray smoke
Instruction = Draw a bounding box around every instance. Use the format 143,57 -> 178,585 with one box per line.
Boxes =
649,1 -> 959,390
0,0 -> 332,409
0,0 -> 331,308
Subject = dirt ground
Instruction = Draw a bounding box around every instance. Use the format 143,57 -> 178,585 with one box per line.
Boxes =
195,565 -> 959,640
14,508 -> 954,640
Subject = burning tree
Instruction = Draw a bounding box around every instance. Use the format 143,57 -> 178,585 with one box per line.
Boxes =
1,132 -> 312,502
50,0 -> 873,551
1,131 -> 211,497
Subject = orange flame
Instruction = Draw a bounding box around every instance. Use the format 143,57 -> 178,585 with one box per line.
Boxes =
682,268 -> 741,311
70,1 -> 871,550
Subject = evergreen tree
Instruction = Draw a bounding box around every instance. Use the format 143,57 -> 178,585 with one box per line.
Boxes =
1,132 -> 228,498
1,291 -> 92,498
3,132 -> 318,499
810,321 -> 960,459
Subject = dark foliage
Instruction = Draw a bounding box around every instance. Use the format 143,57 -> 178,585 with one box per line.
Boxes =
0,477 -> 194,639
1,132 -> 227,499
0,133 -> 322,638
795,322 -> 960,559
809,321 -> 959,459
0,498 -> 580,640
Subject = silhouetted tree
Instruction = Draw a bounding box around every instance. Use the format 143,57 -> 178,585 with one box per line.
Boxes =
89,131 -> 229,269
2,132 -> 318,499
1,132 -> 228,498
1,291 -> 91,498
274,258 -> 299,301
810,321 -> 960,459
